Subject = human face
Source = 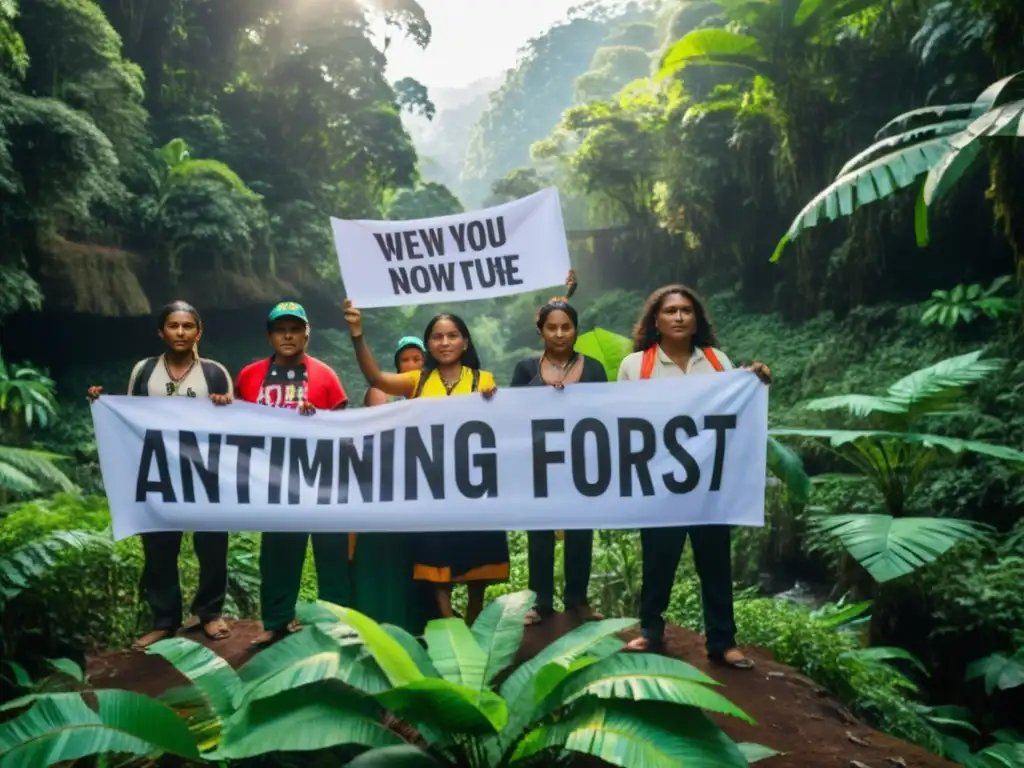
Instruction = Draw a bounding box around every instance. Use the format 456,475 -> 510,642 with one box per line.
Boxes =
160,311 -> 201,355
655,292 -> 696,344
427,319 -> 465,365
268,317 -> 309,360
396,346 -> 425,373
541,309 -> 576,355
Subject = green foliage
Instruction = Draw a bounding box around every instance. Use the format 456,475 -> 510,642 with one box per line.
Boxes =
921,276 -> 1019,329
384,182 -> 463,221
0,593 -> 757,766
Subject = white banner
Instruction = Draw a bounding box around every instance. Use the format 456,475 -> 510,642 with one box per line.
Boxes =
91,373 -> 768,540
330,188 -> 571,308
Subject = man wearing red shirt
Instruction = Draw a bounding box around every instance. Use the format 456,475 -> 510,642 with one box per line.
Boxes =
236,301 -> 349,648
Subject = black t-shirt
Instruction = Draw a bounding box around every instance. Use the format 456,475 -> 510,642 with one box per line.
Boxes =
509,354 -> 608,387
258,361 -> 309,409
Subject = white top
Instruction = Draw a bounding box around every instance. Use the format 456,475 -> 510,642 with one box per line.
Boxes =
127,355 -> 233,398
617,345 -> 733,381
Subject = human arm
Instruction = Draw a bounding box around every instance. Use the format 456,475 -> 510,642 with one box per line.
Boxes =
364,387 -> 390,407
582,356 -> 608,383
204,361 -> 234,405
715,348 -> 770,384
343,299 -> 415,398
508,359 -> 536,388
565,269 -> 577,299
86,385 -> 103,401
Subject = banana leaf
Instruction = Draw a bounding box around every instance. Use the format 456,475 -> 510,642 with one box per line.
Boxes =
347,744 -> 443,766
375,678 -> 508,735
424,618 -> 487,690
318,602 -> 424,687
574,327 -> 633,382
146,637 -> 240,721
0,690 -> 199,766
809,514 -> 991,583
470,590 -> 536,685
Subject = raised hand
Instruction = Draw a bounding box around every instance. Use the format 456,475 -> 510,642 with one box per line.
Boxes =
343,299 -> 363,338
86,385 -> 103,402
210,393 -> 233,406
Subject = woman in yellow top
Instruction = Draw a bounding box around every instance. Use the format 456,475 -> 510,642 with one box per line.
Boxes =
343,299 -> 507,624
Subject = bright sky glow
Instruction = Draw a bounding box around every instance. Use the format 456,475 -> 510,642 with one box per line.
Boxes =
384,0 -> 581,90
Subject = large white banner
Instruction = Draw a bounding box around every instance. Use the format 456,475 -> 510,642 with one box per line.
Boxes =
91,373 -> 768,540
330,188 -> 571,309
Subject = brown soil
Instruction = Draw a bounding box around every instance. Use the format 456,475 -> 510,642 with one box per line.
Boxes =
87,616 -> 955,768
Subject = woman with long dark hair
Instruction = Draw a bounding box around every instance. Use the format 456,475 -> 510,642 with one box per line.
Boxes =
343,300 -> 508,624
617,284 -> 770,669
509,292 -> 607,626
86,300 -> 234,649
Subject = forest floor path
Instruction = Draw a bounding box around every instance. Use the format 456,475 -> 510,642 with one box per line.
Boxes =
87,615 -> 954,768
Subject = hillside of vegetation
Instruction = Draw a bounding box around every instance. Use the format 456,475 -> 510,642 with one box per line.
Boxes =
2,0 -> 1024,765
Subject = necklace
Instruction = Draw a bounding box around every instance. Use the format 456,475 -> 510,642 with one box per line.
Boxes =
440,368 -> 464,396
163,354 -> 197,395
540,353 -> 578,385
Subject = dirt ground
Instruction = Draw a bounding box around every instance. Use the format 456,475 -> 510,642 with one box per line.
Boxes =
86,615 -> 955,768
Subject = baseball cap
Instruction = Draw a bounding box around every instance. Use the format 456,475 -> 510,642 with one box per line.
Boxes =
395,335 -> 425,355
268,301 -> 308,325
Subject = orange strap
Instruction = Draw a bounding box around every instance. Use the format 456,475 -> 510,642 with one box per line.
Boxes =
640,346 -> 723,378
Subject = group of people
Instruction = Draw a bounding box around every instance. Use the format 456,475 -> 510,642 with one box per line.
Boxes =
87,272 -> 771,670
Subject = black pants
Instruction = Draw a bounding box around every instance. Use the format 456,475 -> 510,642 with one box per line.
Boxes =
639,525 -> 736,655
528,529 -> 593,613
140,531 -> 229,630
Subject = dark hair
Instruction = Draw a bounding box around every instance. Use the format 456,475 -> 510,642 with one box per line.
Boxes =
157,300 -> 201,330
536,296 -> 579,331
631,284 -> 718,353
394,342 -> 424,371
422,313 -> 482,373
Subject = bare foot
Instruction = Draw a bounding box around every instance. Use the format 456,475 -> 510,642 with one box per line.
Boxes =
712,647 -> 754,669
132,627 -> 177,650
202,618 -> 231,640
568,605 -> 604,622
524,608 -> 543,626
625,635 -> 662,653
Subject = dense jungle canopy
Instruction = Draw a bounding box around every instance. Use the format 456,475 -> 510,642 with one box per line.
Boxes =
1,0 -> 1024,766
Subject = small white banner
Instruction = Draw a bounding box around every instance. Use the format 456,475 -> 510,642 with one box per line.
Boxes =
91,373 -> 768,540
330,187 -> 571,308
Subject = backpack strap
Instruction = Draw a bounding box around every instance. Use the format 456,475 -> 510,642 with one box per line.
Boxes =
199,359 -> 232,396
703,347 -> 724,372
412,369 -> 430,399
639,346 -> 658,380
471,369 -> 480,392
128,357 -> 159,396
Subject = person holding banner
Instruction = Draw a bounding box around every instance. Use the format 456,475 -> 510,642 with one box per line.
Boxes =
86,300 -> 235,650
235,301 -> 351,649
351,334 -> 430,634
343,300 -> 508,624
618,284 -> 771,669
510,293 -> 606,626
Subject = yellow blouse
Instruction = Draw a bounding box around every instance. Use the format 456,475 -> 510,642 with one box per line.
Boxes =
403,367 -> 497,398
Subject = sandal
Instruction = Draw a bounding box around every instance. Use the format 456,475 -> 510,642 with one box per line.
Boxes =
710,648 -> 755,670
524,608 -> 543,626
250,619 -> 301,650
132,627 -> 178,650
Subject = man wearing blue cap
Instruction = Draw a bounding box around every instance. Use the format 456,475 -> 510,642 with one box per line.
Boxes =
236,301 -> 350,648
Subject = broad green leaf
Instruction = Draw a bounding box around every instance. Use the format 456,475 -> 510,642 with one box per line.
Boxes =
347,745 -> 443,766
771,428 -> 1024,464
533,656 -> 601,704
809,514 -> 989,583
471,590 -> 536,685
766,437 -> 810,503
375,678 -> 508,735
838,120 -> 972,178
498,619 -> 635,754
840,646 -> 930,676
383,624 -> 441,678
424,618 -> 487,690
874,103 -> 976,141
545,653 -> 754,724
965,651 -> 1024,695
0,691 -> 199,766
513,699 -> 748,767
217,680 -> 398,760
574,328 -> 633,382
802,394 -> 907,419
46,658 -> 85,683
146,637 -> 241,719
318,602 -> 424,687
922,107 -> 1007,208
885,350 -> 1003,416
658,29 -> 768,81
738,742 -> 784,762
0,528 -> 105,602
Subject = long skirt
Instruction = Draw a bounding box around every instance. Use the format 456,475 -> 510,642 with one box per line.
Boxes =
412,531 -> 510,584
345,533 -> 431,635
